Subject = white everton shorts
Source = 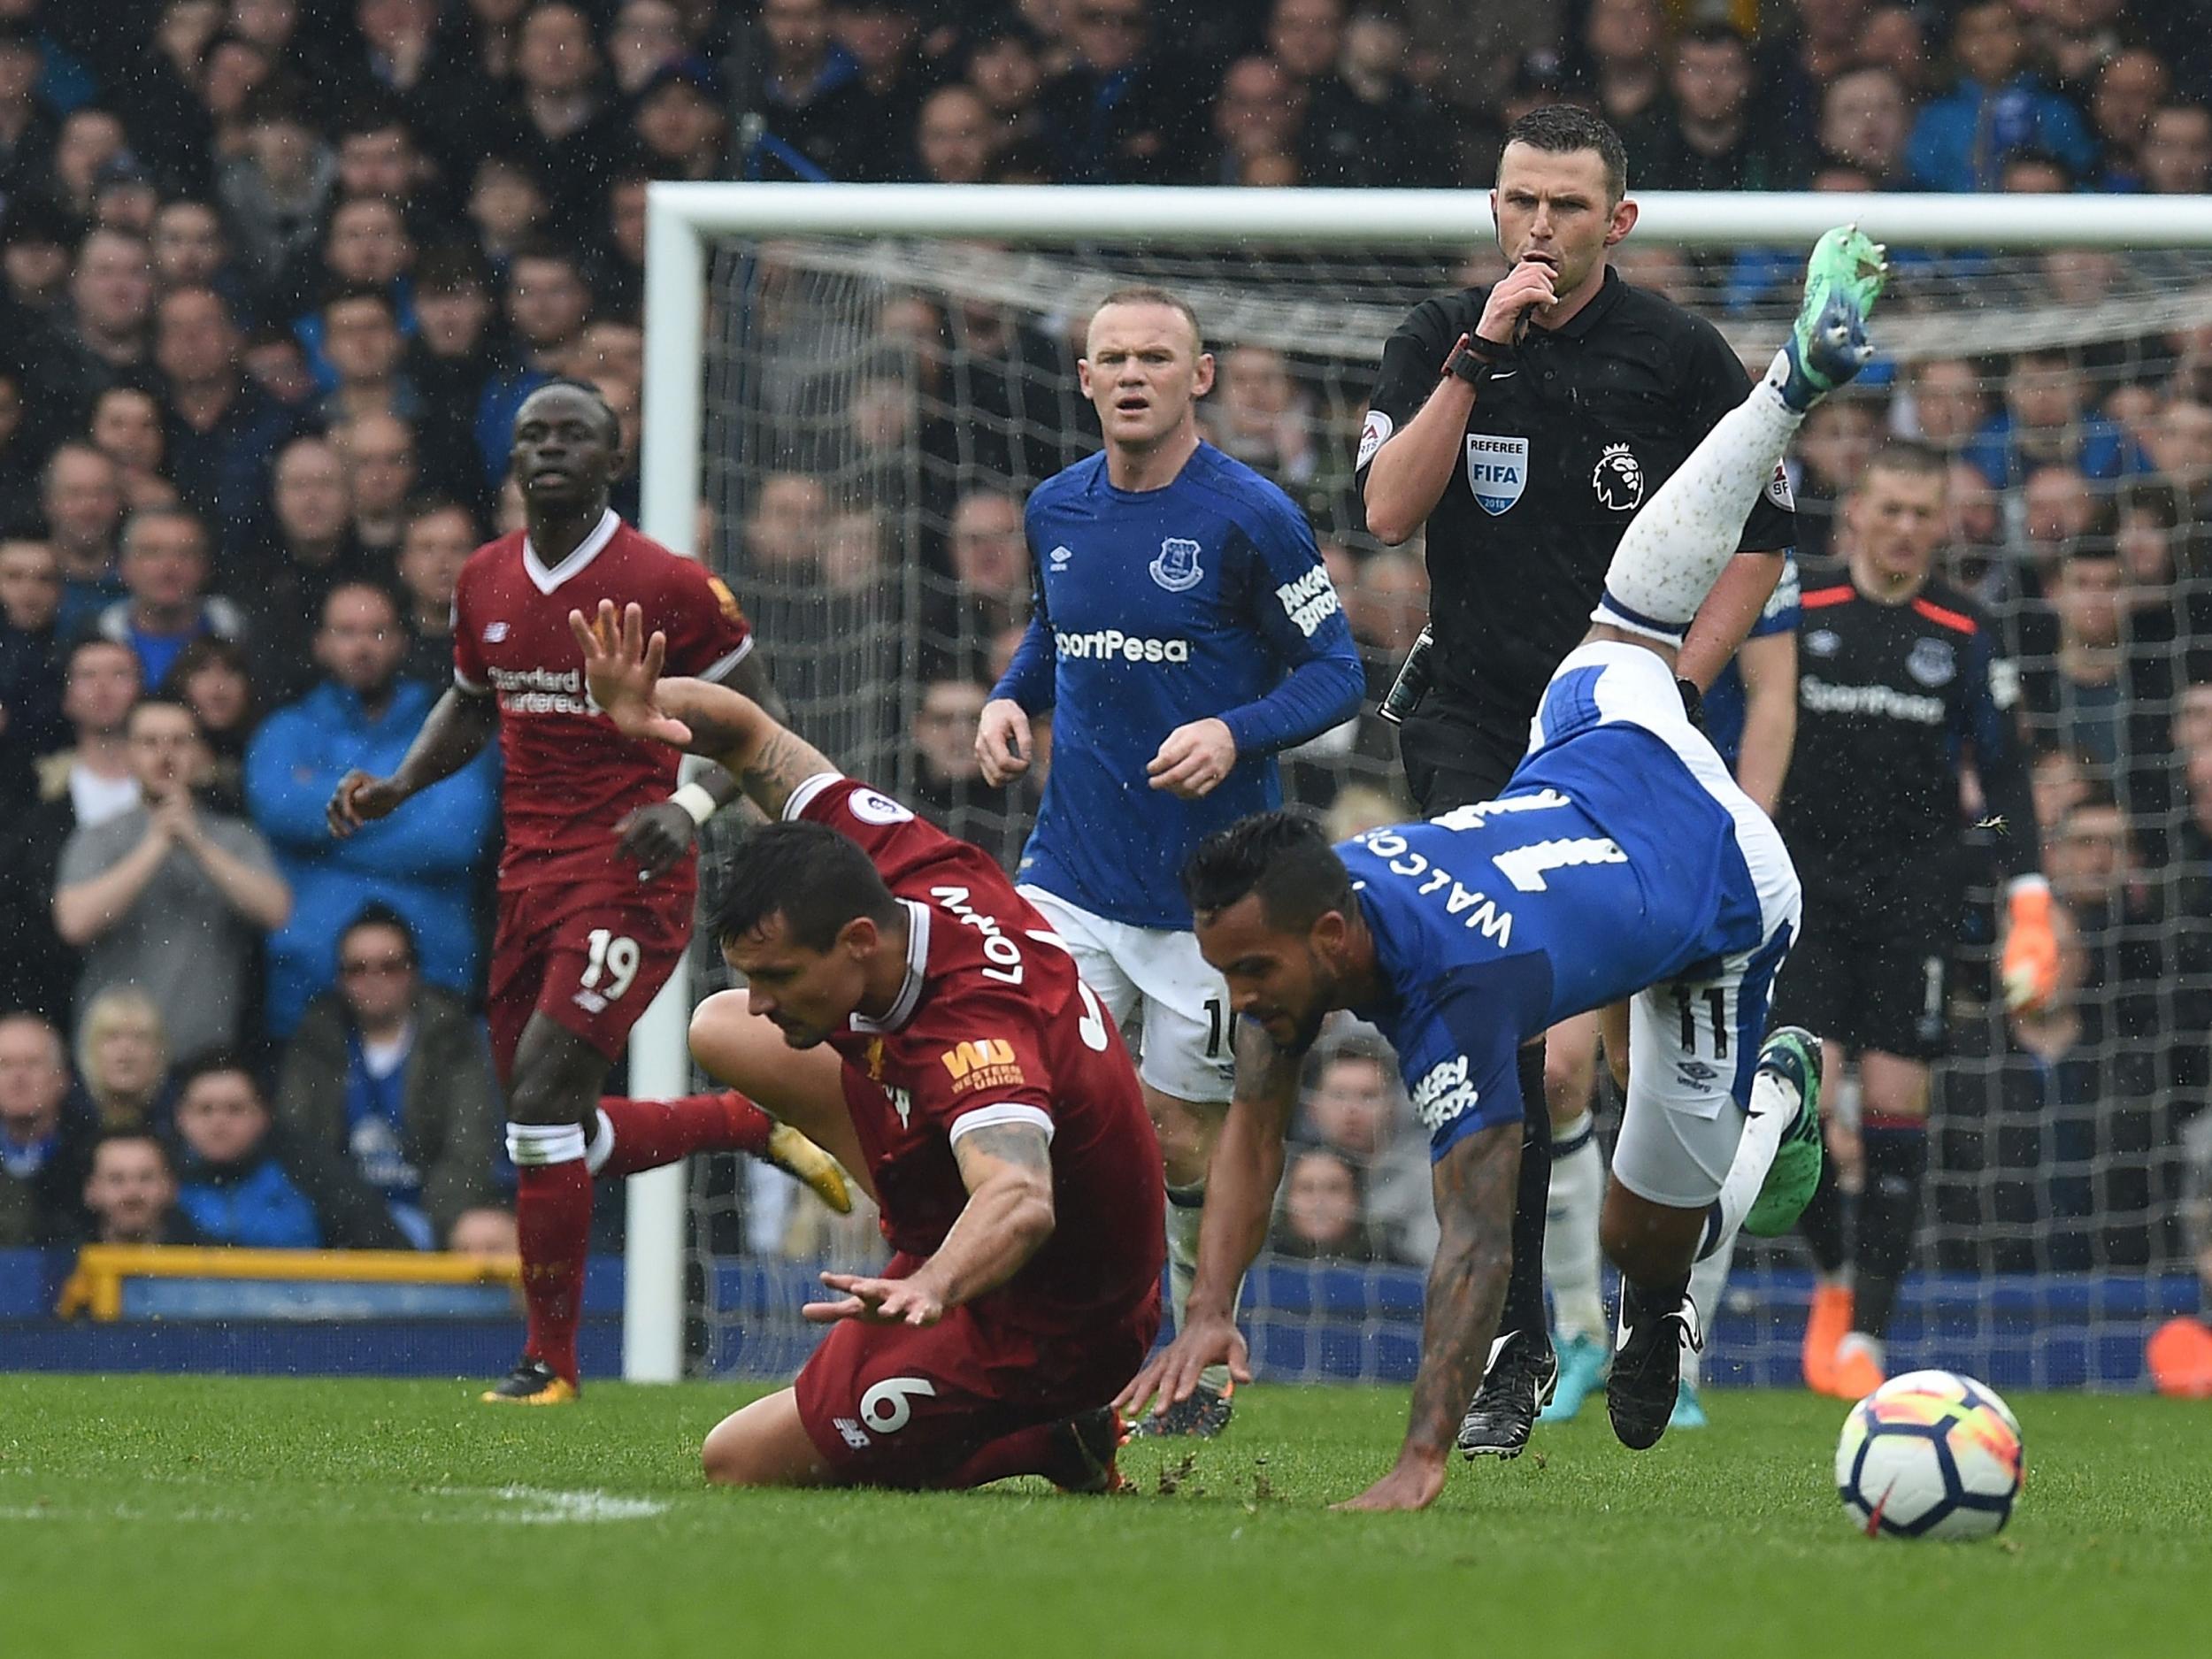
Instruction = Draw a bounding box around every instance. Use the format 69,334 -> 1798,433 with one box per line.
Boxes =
1018,886 -> 1238,1106
1527,642 -> 1803,1210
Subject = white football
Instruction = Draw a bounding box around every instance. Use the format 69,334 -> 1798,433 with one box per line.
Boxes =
1834,1369 -> 2024,1540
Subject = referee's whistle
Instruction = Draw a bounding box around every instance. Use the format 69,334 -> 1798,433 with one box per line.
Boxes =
1376,626 -> 1435,726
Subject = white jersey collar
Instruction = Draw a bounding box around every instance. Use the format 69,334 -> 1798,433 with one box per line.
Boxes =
849,899 -> 931,1035
522,509 -> 621,595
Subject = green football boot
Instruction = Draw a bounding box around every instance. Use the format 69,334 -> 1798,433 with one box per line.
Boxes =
1743,1025 -> 1824,1237
1772,224 -> 1888,411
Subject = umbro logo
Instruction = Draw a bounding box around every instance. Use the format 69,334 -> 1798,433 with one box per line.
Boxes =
483,622 -> 511,642
1048,545 -> 1073,572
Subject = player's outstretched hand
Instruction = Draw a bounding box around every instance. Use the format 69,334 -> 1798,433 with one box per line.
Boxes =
1147,717 -> 1236,799
568,598 -> 694,749
327,770 -> 407,838
1113,1309 -> 1251,1423
1333,1453 -> 1447,1513
975,697 -> 1032,784
803,1271 -> 945,1328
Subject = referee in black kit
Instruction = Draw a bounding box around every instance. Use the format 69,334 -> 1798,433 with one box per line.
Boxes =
1356,105 -> 1797,1457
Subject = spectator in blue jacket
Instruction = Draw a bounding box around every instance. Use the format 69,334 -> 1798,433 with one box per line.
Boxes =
90,507 -> 246,690
1964,345 -> 2150,490
169,1054 -> 403,1249
243,580 -> 497,1039
1906,1 -> 2098,192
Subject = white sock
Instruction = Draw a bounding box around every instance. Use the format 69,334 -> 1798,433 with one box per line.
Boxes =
1592,380 -> 1802,643
584,1110 -> 616,1175
1166,1185 -> 1239,1395
1697,1066 -> 1799,1263
506,1121 -> 587,1167
1683,1233 -> 1737,1391
1544,1111 -> 1607,1344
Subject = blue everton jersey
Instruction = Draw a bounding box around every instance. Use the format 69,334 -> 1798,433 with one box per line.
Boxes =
1702,553 -> 1800,766
995,443 -> 1363,928
1343,694 -> 1767,1160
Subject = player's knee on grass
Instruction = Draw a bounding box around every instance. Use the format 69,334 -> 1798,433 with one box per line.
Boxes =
702,1393 -> 827,1488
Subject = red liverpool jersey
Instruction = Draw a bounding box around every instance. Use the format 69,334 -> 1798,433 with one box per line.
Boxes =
789,773 -> 1166,1336
453,511 -> 751,887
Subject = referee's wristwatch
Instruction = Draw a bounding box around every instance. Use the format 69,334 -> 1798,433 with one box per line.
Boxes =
1442,333 -> 1517,388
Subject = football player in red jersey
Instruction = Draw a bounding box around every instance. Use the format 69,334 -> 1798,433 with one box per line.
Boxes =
572,599 -> 1165,1492
328,381 -> 850,1404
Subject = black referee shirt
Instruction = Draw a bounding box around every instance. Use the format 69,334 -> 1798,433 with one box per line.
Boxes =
1358,266 -> 1796,726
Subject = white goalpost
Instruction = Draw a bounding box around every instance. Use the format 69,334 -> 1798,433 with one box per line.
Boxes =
626,182 -> 2212,1384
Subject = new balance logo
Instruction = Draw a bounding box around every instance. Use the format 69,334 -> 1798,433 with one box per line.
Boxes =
483,622 -> 511,642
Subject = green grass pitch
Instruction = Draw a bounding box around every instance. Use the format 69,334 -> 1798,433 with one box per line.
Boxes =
4,1375 -> 2207,1659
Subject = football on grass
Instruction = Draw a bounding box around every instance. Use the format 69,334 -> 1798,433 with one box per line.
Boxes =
1834,1369 -> 2024,1540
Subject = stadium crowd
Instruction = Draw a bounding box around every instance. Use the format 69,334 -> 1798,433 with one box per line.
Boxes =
0,0 -> 2209,1312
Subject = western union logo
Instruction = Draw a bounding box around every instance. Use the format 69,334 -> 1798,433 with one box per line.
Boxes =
941,1039 -> 1018,1081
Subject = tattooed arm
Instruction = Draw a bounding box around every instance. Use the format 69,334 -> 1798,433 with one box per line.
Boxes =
1338,1118 -> 1521,1512
918,1121 -> 1057,1307
803,1120 -> 1056,1329
649,644 -> 793,818
571,599 -> 837,819
1187,1017 -> 1302,1320
1115,1017 -> 1302,1419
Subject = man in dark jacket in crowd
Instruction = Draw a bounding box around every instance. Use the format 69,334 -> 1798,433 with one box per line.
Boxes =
276,906 -> 504,1249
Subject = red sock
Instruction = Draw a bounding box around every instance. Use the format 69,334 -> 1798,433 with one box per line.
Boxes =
595,1092 -> 772,1177
942,1424 -> 1056,1489
515,1158 -> 594,1383
941,1422 -> 1083,1491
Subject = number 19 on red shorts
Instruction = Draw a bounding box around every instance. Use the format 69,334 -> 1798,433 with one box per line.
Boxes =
487,879 -> 694,1076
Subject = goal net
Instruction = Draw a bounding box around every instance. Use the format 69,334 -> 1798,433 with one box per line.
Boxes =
637,186 -> 2212,1392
